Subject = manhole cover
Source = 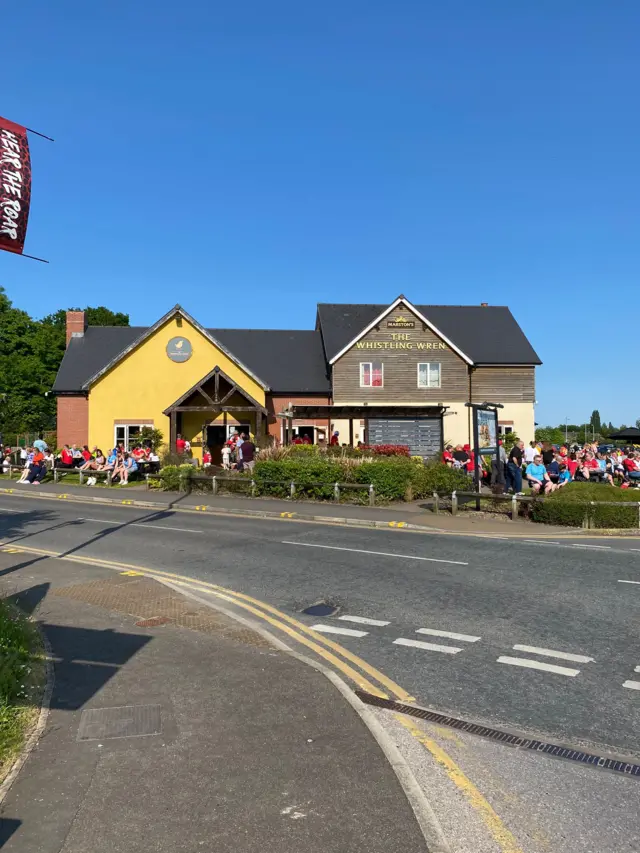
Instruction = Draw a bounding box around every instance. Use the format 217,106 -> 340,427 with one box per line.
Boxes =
77,704 -> 162,741
302,602 -> 338,617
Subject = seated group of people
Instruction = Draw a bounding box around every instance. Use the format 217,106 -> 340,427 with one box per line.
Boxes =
58,443 -> 159,484
443,439 -> 640,496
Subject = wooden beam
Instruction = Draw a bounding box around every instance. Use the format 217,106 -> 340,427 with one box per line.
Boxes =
348,418 -> 354,446
199,386 -> 216,406
172,405 -> 268,413
170,410 -> 177,452
220,383 -> 239,405
214,369 -> 220,403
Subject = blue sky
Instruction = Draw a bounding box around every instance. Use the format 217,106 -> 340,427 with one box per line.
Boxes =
3,1 -> 639,426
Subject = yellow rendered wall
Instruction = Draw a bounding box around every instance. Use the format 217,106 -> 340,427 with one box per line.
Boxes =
88,316 -> 265,458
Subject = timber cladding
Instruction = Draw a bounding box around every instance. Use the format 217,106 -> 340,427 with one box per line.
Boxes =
471,367 -> 535,402
332,314 -> 469,404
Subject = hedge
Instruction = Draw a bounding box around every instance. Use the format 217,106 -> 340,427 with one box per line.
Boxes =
530,482 -> 640,528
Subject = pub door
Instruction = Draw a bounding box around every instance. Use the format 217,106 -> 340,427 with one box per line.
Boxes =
205,425 -> 226,465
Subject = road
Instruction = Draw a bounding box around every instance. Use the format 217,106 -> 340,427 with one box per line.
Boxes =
1,492 -> 639,852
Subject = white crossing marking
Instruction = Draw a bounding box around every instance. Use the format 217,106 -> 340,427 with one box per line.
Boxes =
310,624 -> 368,638
512,644 -> 594,664
337,615 -> 390,626
618,580 -> 640,585
634,666 -> 640,673
393,638 -> 463,654
0,508 -> 21,513
523,539 -> 562,545
282,541 -> 468,565
416,628 -> 481,643
623,680 -> 640,691
497,656 -> 580,677
571,544 -> 611,550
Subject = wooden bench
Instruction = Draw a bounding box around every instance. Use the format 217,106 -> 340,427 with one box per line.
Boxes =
78,470 -> 113,486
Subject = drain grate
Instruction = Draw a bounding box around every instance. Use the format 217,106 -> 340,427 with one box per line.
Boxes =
302,602 -> 338,617
77,704 -> 162,741
355,690 -> 640,779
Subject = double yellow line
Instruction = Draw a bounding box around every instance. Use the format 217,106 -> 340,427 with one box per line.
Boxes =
1,541 -> 524,852
0,542 -> 411,701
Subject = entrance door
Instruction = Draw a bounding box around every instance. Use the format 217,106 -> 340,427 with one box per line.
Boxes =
205,425 -> 226,466
367,418 -> 442,459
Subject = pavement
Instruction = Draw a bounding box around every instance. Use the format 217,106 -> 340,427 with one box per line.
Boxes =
0,478 -> 625,538
0,557 -> 432,853
1,493 -> 639,853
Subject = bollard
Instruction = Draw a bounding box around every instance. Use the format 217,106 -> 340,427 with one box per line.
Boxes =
433,492 -> 439,514
290,481 -> 296,499
511,494 -> 518,521
145,473 -> 150,490
334,482 -> 340,502
251,479 -> 257,497
212,476 -> 218,496
369,484 -> 375,507
451,490 -> 458,516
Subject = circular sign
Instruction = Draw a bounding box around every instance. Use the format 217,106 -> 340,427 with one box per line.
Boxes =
166,336 -> 193,363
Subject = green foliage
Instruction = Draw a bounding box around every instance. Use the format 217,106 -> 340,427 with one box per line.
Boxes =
254,458 -> 345,500
500,430 -> 519,451
140,426 -> 164,450
0,288 -> 129,435
157,464 -> 194,491
414,460 -> 471,495
0,600 -> 40,768
530,482 -> 640,528
590,410 -> 602,433
534,426 -> 565,445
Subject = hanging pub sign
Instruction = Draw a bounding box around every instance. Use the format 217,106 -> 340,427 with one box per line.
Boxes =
476,407 -> 498,456
0,116 -> 31,257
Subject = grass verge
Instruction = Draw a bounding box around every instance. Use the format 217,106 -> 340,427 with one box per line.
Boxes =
0,598 -> 46,783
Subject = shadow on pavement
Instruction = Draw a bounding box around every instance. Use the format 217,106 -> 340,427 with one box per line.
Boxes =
0,818 -> 22,846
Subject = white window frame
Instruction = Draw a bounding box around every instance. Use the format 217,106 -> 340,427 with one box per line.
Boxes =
360,361 -> 384,388
417,362 -> 441,389
114,423 -> 153,451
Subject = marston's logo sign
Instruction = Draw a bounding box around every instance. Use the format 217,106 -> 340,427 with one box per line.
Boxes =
166,337 -> 193,362
386,316 -> 415,329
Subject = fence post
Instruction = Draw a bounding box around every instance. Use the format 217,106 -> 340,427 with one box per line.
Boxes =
290,481 -> 296,499
212,476 -> 218,496
79,470 -> 85,485
251,479 -> 257,497
54,469 -> 59,484
433,491 -> 439,514
107,472 -> 113,487
334,482 -> 340,502
369,484 -> 375,506
638,502 -> 640,530
145,473 -> 149,490
451,491 -> 458,516
511,494 -> 518,521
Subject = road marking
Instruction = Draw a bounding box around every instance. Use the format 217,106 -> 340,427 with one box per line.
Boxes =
497,656 -> 580,677
338,615 -> 391,626
1,548 -> 22,553
416,628 -> 481,643
394,638 -> 463,654
310,624 -> 368,638
618,579 -> 640,585
623,680 -> 640,691
523,539 -> 562,545
120,570 -> 143,576
571,544 -> 611,550
635,666 -> 640,673
0,507 -> 20,513
281,541 -> 468,565
79,517 -> 204,534
511,644 -> 594,664
396,716 -> 524,853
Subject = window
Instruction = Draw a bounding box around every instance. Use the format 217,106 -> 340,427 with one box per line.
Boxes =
114,424 -> 152,450
417,362 -> 441,389
360,361 -> 383,387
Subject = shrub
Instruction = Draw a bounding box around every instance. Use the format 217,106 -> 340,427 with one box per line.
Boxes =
254,458 -> 345,500
530,482 -> 640,528
354,458 -> 416,501
359,444 -> 411,457
157,464 -> 193,492
413,461 -> 471,497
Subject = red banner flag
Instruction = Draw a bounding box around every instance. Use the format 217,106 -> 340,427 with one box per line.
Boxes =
0,116 -> 31,256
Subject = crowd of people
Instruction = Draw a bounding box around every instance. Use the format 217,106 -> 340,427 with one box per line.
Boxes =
209,431 -> 256,473
443,440 -> 640,495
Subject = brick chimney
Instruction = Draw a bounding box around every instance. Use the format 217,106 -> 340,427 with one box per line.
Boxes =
66,310 -> 86,346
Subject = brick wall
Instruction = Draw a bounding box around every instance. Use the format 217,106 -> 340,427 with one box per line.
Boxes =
66,310 -> 85,346
57,395 -> 89,446
266,394 -> 331,441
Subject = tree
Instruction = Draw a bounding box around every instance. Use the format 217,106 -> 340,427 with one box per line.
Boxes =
535,426 -> 565,445
590,410 -> 602,433
636,418 -> 640,430
0,288 -> 129,437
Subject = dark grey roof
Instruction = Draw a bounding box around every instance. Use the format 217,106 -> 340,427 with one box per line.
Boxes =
316,303 -> 541,365
53,327 -> 146,392
53,326 -> 330,394
211,329 -> 330,393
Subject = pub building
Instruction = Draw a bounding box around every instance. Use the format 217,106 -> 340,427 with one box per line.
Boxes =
53,296 -> 541,462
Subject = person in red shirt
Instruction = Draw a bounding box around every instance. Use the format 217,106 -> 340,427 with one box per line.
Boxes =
59,445 -> 74,468
26,450 -> 46,484
442,445 -> 454,466
176,434 -> 186,455
565,453 -> 579,478
81,445 -> 92,463
330,431 -> 340,446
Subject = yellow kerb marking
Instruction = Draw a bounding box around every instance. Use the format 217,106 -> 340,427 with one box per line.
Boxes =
2,548 -> 22,553
121,499 -> 133,505
396,716 -> 524,853
58,494 -> 67,499
280,512 -> 295,518
120,570 -> 142,576
194,505 -> 207,511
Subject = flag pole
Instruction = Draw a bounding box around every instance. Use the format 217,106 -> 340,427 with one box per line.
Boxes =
21,253 -> 49,264
25,128 -> 54,142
